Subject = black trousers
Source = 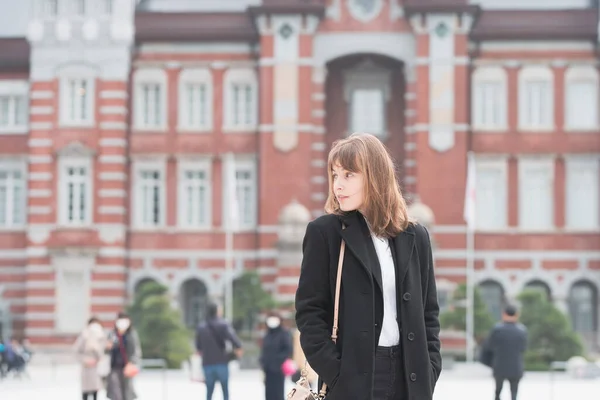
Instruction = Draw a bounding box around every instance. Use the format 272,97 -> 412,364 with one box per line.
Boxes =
494,376 -> 520,400
264,370 -> 285,400
373,345 -> 405,400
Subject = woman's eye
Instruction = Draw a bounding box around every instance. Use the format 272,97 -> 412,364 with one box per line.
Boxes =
346,172 -> 353,178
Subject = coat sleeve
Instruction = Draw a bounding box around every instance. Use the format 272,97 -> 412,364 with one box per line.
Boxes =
129,330 -> 143,366
419,225 -> 442,386
294,221 -> 341,388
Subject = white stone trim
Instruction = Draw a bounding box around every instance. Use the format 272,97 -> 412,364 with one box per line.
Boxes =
480,41 -> 594,52
139,43 -> 253,54
28,138 -> 53,147
100,121 -> 127,130
28,189 -> 52,198
99,206 -> 126,215
29,172 -> 53,181
314,32 -> 415,65
28,155 -> 53,164
31,90 -> 54,99
29,206 -> 52,215
99,138 -> 127,147
30,122 -> 54,130
30,106 -> 53,115
99,189 -> 126,198
99,172 -> 127,181
100,106 -> 128,115
99,155 -> 126,164
100,90 -> 128,99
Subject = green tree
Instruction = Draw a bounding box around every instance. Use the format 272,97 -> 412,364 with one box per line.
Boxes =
230,270 -> 277,337
518,289 -> 583,371
127,281 -> 192,368
440,283 -> 496,342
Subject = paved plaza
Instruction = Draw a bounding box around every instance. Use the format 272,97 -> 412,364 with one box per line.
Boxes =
0,362 -> 598,400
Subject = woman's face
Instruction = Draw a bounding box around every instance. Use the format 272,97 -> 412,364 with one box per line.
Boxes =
332,163 -> 364,212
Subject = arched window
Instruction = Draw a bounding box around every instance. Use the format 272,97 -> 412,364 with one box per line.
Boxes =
524,279 -> 552,301
478,280 -> 505,322
565,66 -> 598,130
569,280 -> 598,333
179,279 -> 209,329
518,66 -> 554,131
472,66 -> 507,131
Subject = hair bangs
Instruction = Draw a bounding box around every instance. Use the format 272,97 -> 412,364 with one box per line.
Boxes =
328,140 -> 363,174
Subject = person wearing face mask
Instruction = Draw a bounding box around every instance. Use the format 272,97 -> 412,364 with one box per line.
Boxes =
259,312 -> 293,400
106,312 -> 142,400
74,317 -> 107,400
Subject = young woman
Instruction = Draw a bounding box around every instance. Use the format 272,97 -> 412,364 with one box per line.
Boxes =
295,133 -> 442,400
74,317 -> 106,400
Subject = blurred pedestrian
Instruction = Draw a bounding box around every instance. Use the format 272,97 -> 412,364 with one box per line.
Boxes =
106,312 -> 142,400
195,302 -> 243,400
74,317 -> 106,400
259,312 -> 292,400
480,304 -> 528,400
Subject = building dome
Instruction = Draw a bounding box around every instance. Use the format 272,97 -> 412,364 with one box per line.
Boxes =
407,196 -> 435,228
279,199 -> 311,225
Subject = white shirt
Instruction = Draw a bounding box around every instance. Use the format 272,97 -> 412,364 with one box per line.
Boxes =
371,234 -> 400,346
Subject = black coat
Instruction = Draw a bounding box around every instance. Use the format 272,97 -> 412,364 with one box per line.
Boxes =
295,211 -> 442,400
482,322 -> 528,379
260,326 -> 292,373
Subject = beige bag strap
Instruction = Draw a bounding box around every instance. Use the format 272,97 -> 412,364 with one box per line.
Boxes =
317,223 -> 346,398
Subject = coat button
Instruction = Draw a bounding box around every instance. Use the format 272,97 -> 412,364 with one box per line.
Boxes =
410,373 -> 417,381
403,293 -> 411,301
407,332 -> 415,341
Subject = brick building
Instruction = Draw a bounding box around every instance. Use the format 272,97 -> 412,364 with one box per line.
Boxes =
0,0 -> 598,352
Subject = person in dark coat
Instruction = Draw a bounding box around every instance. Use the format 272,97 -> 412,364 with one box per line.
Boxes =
195,303 -> 243,400
259,313 -> 293,400
480,305 -> 528,400
295,133 -> 442,400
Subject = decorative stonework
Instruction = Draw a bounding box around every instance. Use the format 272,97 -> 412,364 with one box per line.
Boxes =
347,0 -> 383,23
56,141 -> 96,158
98,225 -> 126,244
27,225 -> 52,244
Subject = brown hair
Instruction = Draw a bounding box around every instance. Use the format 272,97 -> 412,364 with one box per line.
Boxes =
324,133 -> 412,237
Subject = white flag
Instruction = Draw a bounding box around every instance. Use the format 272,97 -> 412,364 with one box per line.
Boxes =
463,152 -> 476,230
225,153 -> 239,232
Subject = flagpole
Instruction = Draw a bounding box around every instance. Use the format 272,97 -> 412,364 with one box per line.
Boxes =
465,151 -> 475,363
224,152 -> 235,322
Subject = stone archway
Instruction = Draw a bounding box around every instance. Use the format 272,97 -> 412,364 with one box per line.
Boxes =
524,279 -> 552,301
179,278 -> 209,329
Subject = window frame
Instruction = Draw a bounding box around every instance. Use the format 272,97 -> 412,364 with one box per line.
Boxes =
564,155 -> 600,231
58,66 -> 96,128
0,80 -> 29,134
518,157 -> 555,231
518,66 -> 554,132
134,69 -> 168,132
132,159 -> 166,229
222,156 -> 257,231
58,157 -> 93,227
472,66 -> 508,131
564,65 -> 599,131
178,69 -> 213,132
0,158 -> 27,229
223,69 -> 258,132
474,157 -> 508,231
177,158 -> 212,230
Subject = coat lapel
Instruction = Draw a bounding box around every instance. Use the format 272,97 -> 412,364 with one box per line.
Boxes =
339,211 -> 383,294
392,226 -> 416,285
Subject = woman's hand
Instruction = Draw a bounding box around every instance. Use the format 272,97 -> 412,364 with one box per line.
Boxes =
84,358 -> 98,367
